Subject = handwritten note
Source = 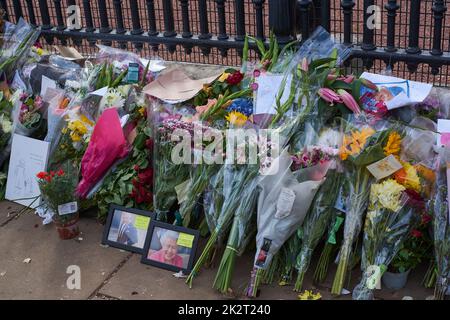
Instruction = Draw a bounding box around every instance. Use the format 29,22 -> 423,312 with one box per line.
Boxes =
134,216 -> 151,230
177,233 -> 194,248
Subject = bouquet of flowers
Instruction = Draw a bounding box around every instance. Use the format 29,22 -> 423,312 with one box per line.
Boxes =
153,109 -> 193,221
37,161 -> 79,225
293,161 -> 342,291
331,117 -> 401,295
431,149 -> 450,300
13,92 -> 44,135
245,148 -> 326,297
96,104 -> 153,222
0,18 -> 40,81
352,178 -> 416,300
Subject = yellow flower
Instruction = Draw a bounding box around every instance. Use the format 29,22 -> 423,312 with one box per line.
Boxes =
340,127 -> 375,160
61,127 -> 68,134
394,162 -> 421,192
225,111 -> 248,127
384,131 -> 402,156
138,107 -> 146,117
298,290 -> 322,300
80,114 -> 94,126
370,179 -> 406,212
36,48 -> 44,56
202,84 -> 213,95
70,132 -> 81,142
218,72 -> 230,82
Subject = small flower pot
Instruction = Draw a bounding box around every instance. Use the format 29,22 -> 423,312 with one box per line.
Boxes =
53,213 -> 80,240
382,270 -> 411,290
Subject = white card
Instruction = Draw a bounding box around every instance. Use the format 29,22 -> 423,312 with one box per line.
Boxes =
5,134 -> 50,208
40,75 -> 57,97
140,58 -> 166,73
437,119 -> 450,147
254,74 -> 293,115
90,86 -> 108,97
58,201 -> 78,216
275,187 -> 295,219
366,155 -> 403,180
360,72 -> 432,110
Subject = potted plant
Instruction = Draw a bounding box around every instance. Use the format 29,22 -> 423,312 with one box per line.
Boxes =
383,222 -> 432,290
37,163 -> 80,240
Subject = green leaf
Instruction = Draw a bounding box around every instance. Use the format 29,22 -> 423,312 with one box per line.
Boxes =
330,80 -> 352,90
308,57 -> 337,71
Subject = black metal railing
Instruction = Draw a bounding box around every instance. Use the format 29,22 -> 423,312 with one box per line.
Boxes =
1,1 -> 449,86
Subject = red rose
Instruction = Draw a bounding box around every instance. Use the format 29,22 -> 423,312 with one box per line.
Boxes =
57,169 -> 64,177
138,168 -> 153,185
226,71 -> 244,86
421,213 -> 432,225
145,138 -> 153,151
36,172 -> 47,179
405,189 -> 425,209
411,229 -> 423,238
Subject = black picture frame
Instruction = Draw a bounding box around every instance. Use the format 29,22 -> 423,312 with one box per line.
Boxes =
101,204 -> 156,254
141,221 -> 200,273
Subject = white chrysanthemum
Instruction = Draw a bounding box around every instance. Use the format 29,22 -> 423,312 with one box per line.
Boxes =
66,80 -> 81,90
117,85 -> 131,98
318,128 -> 343,149
101,88 -> 125,109
0,115 -> 12,133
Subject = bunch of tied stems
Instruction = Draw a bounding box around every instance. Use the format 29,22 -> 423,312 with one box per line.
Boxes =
294,169 -> 342,291
186,164 -> 258,288
313,210 -> 344,284
212,172 -> 258,293
331,165 -> 371,295
432,154 -> 450,300
353,187 -> 413,300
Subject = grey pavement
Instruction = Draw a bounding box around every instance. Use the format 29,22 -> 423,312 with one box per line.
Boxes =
0,200 -> 435,300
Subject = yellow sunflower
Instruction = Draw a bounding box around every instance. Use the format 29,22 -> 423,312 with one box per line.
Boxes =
340,127 -> 375,160
225,111 -> 248,127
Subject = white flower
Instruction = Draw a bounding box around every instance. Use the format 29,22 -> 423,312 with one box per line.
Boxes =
117,85 -> 131,98
0,115 -> 12,133
101,88 -> 125,110
317,128 -> 343,149
66,80 -> 81,90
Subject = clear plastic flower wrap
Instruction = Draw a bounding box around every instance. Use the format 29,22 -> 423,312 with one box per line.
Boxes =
245,147 -> 327,297
352,179 -> 416,300
331,115 -> 403,295
152,100 -> 193,221
0,18 -> 40,81
431,149 -> 450,300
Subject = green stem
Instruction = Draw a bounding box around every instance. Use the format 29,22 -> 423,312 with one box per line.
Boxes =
186,230 -> 218,288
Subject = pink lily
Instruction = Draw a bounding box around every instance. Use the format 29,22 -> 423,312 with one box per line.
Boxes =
318,88 -> 342,105
337,89 -> 361,114
337,75 -> 355,84
299,57 -> 309,72
327,74 -> 338,81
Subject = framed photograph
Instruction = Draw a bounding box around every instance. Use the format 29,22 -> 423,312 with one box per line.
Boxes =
102,205 -> 155,254
141,221 -> 200,273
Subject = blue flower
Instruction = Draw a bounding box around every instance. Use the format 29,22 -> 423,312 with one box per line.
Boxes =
227,98 -> 253,117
